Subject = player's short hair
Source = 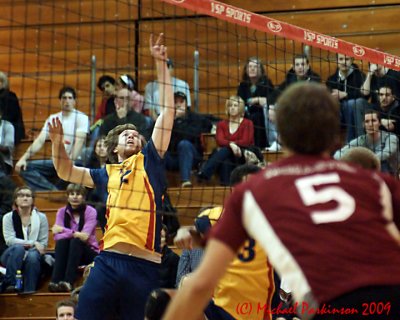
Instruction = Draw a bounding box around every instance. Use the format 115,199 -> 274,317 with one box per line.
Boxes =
144,289 -> 171,320
58,86 -> 76,100
340,147 -> 380,171
293,54 -> 309,64
97,75 -> 116,91
230,164 -> 261,186
225,95 -> 245,116
276,82 -> 340,155
105,123 -> 138,164
66,183 -> 87,197
13,186 -> 35,207
55,299 -> 76,317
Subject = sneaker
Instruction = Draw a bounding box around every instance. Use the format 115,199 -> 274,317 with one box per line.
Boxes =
58,281 -> 73,292
48,282 -> 59,292
197,172 -> 208,183
181,181 -> 192,188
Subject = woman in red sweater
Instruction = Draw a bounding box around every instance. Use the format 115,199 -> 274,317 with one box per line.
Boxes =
198,96 -> 254,185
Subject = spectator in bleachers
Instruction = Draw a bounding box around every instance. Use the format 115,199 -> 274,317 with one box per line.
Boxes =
100,87 -> 153,141
361,63 -> 400,105
373,84 -> 400,137
55,299 -> 76,320
334,109 -> 399,176
0,102 -> 15,177
144,58 -> 191,121
85,136 -> 107,232
264,104 -> 281,151
94,75 -> 116,123
356,63 -> 400,137
0,186 -> 48,294
0,71 -> 25,144
326,54 -> 366,142
0,103 -> 17,222
159,224 -> 180,289
116,74 -> 145,114
165,92 -> 212,188
278,54 -> 321,94
197,96 -> 254,186
15,86 -> 89,191
237,57 -> 274,148
49,184 -> 99,293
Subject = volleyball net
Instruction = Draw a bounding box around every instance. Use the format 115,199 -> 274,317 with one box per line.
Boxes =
1,0 -> 400,231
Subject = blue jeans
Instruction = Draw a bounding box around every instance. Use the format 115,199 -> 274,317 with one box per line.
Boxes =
200,147 -> 238,186
0,244 -> 42,292
340,98 -> 370,141
19,159 -> 67,191
164,140 -> 201,182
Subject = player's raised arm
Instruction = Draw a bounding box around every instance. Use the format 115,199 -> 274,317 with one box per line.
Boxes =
150,33 -> 174,158
48,117 -> 94,187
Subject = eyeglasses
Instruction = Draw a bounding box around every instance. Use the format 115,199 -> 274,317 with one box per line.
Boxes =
116,96 -> 130,101
17,193 -> 33,198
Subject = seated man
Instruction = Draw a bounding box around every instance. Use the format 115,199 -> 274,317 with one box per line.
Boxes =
277,54 -> 321,95
373,84 -> 400,137
334,109 -> 399,176
116,74 -> 145,114
0,102 -> 15,177
94,74 -> 116,123
144,59 -> 191,121
15,86 -> 89,191
100,87 -> 154,141
326,54 -> 365,142
164,92 -> 212,187
0,71 -> 25,144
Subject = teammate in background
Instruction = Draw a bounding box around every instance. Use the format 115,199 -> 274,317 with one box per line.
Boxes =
48,33 -> 174,320
55,299 -> 76,320
339,146 -> 381,171
164,82 -> 400,320
145,164 -> 275,320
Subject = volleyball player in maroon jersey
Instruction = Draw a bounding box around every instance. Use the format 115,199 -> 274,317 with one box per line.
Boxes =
164,82 -> 400,320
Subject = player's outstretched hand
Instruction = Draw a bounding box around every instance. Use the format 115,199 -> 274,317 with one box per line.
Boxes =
150,33 -> 167,62
48,117 -> 64,144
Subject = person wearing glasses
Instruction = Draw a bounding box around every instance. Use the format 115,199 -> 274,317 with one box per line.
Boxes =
0,186 -> 48,293
99,87 -> 154,141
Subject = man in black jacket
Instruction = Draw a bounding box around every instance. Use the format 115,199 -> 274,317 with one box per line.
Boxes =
326,53 -> 365,142
164,92 -> 212,187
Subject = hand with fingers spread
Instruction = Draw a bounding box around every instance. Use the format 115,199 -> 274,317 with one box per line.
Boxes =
48,117 -> 64,144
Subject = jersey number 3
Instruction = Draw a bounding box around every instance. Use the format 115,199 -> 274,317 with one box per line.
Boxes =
295,173 -> 356,224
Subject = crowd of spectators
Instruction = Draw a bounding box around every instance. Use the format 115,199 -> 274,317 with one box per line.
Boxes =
1,50 -> 400,301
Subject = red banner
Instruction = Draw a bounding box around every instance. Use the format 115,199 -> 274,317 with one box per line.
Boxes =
161,0 -> 400,71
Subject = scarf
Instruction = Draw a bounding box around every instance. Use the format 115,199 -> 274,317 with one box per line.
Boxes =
64,203 -> 86,231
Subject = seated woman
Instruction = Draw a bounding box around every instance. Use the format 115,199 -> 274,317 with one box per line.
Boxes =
198,96 -> 254,186
1,186 -> 48,293
49,184 -> 99,292
237,57 -> 274,148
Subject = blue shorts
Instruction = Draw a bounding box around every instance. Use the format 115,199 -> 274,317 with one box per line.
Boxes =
205,299 -> 236,320
76,251 -> 160,320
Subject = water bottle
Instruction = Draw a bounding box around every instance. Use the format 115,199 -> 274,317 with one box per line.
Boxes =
15,270 -> 23,292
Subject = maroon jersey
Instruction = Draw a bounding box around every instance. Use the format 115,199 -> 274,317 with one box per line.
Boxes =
211,154 -> 400,308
